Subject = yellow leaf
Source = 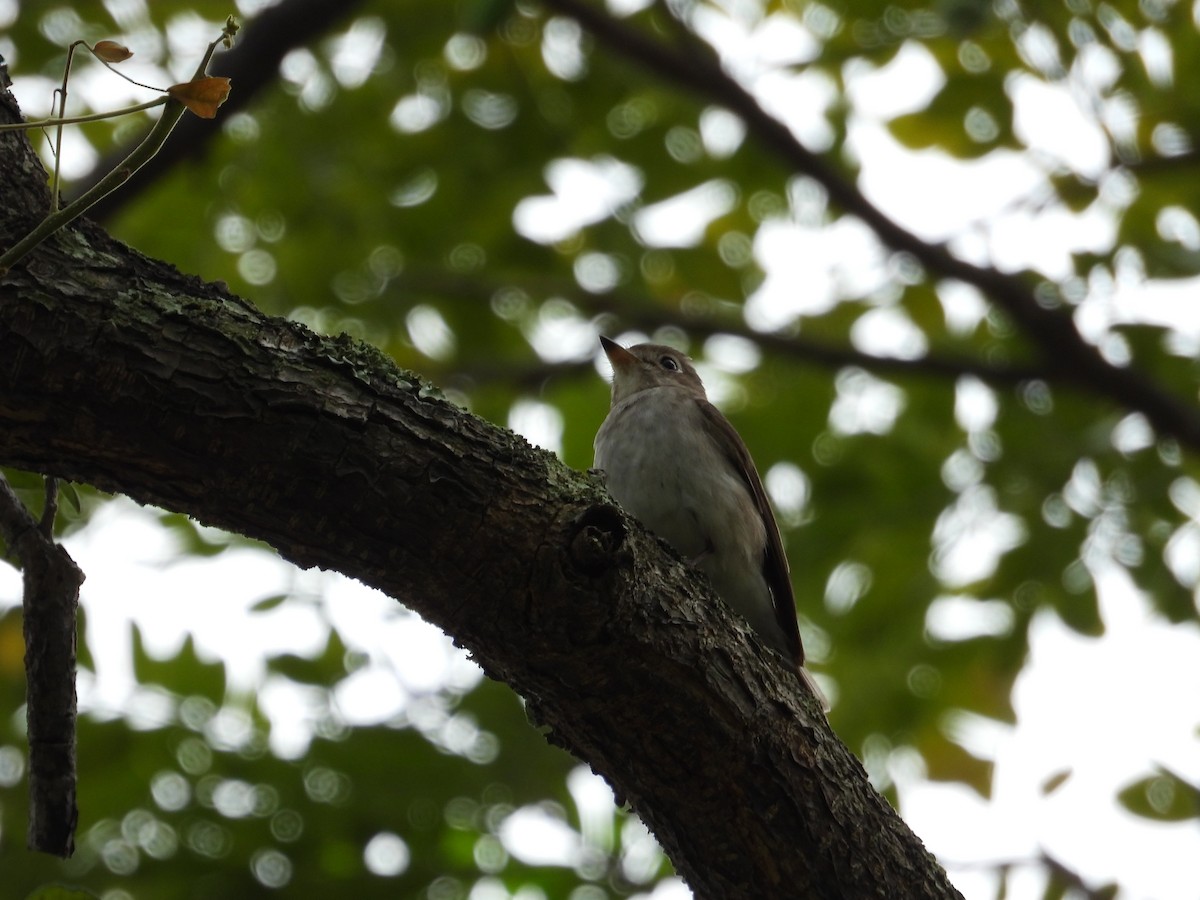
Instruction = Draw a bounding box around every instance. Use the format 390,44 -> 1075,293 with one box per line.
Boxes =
167,77 -> 232,119
93,40 -> 133,63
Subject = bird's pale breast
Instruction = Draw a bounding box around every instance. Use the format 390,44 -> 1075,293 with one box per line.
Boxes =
595,387 -> 784,653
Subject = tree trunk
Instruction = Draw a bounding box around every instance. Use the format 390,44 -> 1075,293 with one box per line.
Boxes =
0,77 -> 961,900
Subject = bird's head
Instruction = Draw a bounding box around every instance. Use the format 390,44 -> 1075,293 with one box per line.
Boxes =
600,336 -> 706,405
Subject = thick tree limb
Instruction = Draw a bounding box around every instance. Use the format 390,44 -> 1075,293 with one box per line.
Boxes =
0,239 -> 960,898
0,107 -> 960,900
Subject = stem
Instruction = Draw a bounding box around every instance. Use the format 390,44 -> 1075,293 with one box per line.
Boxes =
0,97 -> 168,133
0,97 -> 188,271
50,42 -> 86,212
40,478 -> 58,538
0,21 -> 237,272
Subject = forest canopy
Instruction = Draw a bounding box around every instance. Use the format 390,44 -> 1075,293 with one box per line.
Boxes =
1,1 -> 1198,898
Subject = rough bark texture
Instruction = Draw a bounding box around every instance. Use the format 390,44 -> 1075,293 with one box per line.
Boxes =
0,85 -> 961,898
0,476 -> 82,857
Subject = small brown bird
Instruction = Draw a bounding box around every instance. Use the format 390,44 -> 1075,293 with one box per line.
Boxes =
594,337 -> 826,708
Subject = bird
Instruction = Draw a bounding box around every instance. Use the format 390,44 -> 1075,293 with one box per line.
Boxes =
593,336 -> 826,709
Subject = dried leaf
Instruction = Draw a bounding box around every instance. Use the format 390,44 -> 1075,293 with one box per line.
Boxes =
93,40 -> 132,63
166,76 -> 232,119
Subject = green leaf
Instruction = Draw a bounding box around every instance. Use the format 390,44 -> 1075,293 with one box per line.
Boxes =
266,628 -> 350,685
1117,770 -> 1200,822
25,886 -> 101,900
248,592 -> 289,613
131,623 -> 227,704
157,512 -> 232,557
888,72 -> 1014,158
460,0 -> 515,33
57,480 -> 81,514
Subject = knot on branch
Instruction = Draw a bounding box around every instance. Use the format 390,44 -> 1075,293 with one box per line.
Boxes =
568,503 -> 627,576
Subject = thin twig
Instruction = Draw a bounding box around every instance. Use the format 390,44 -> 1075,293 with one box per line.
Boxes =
0,20 -> 236,272
39,477 -> 58,538
0,97 -> 167,133
49,42 -> 83,212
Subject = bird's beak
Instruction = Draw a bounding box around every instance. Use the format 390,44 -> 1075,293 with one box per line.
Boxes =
599,336 -> 638,373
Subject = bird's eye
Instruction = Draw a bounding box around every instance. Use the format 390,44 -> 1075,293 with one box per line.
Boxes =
659,356 -> 679,371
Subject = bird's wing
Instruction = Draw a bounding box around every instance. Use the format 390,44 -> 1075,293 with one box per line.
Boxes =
695,399 -> 805,668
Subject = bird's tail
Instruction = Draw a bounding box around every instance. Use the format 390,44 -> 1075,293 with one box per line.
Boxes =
797,665 -> 830,714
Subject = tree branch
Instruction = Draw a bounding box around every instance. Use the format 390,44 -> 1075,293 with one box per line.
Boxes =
0,475 -> 83,858
542,0 -> 1200,451
0,255 -> 963,898
392,268 -> 1050,387
0,228 -> 962,900
0,95 -> 961,895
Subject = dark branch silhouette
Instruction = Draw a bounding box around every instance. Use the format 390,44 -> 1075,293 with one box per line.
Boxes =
541,0 -> 1200,451
392,268 -> 1050,387
0,476 -> 83,857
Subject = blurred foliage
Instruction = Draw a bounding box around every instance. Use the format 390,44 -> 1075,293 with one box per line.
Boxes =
1,0 -> 1199,897
1117,768 -> 1200,822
